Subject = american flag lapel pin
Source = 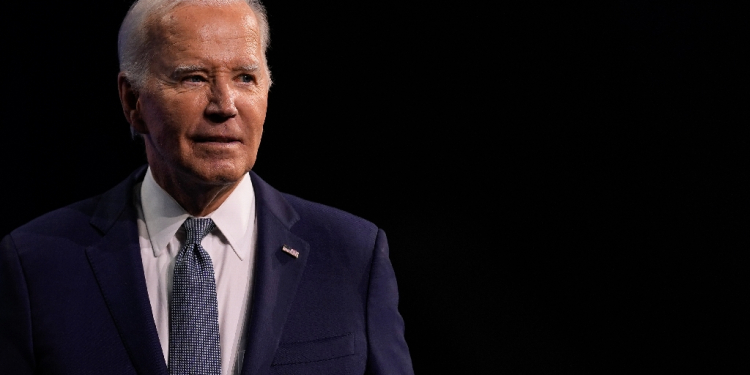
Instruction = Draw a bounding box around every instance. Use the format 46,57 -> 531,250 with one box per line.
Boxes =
282,245 -> 299,258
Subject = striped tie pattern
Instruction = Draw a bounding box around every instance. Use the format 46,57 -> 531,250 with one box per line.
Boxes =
169,218 -> 221,375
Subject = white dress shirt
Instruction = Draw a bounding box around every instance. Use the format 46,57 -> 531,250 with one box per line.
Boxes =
135,168 -> 257,375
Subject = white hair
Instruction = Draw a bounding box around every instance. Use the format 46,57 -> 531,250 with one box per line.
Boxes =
118,0 -> 271,91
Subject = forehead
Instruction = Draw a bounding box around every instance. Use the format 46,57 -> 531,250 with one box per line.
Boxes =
149,2 -> 262,57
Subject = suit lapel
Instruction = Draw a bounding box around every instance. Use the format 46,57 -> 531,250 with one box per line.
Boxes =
85,167 -> 168,375
240,173 -> 309,375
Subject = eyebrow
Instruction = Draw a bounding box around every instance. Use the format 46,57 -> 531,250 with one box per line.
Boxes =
236,64 -> 260,72
171,65 -> 206,77
171,64 -> 260,76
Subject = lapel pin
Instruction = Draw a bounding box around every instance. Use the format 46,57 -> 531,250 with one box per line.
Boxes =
282,245 -> 299,258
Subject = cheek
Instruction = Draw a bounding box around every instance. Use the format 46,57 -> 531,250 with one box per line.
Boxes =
241,96 -> 268,124
147,95 -> 205,139
165,95 -> 205,124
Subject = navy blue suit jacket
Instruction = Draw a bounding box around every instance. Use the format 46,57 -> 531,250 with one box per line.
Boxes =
0,166 -> 413,374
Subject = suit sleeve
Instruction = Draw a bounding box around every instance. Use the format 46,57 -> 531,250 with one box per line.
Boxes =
0,235 -> 35,374
365,229 -> 414,375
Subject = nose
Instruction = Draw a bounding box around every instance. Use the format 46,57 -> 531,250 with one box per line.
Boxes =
205,80 -> 238,121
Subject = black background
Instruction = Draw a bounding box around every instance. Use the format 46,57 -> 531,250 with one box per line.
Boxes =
3,1 -> 746,373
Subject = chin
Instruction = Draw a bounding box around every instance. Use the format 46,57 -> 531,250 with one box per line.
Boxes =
193,161 -> 252,186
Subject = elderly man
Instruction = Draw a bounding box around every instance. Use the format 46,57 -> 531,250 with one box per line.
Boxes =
0,0 -> 413,374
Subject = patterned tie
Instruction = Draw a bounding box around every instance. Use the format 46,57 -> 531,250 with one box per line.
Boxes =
169,218 -> 221,375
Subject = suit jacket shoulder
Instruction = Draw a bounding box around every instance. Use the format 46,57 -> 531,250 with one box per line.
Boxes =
283,191 -> 380,250
9,165 -> 145,248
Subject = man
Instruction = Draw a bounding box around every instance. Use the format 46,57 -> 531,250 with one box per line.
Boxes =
0,0 -> 414,374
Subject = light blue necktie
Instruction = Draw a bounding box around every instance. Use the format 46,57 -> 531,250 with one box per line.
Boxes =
169,217 -> 221,375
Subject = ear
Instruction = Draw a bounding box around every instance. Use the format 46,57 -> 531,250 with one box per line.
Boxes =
117,72 -> 149,135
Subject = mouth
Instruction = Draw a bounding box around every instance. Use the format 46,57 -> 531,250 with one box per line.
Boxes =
192,135 -> 242,144
191,135 -> 244,153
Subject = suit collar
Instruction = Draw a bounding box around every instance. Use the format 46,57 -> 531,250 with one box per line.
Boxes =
89,165 -> 148,234
248,171 -> 300,229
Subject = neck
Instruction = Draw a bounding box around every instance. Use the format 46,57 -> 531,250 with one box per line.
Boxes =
150,167 -> 242,217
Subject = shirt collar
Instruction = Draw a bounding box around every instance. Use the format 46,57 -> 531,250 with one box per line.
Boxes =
140,167 -> 255,260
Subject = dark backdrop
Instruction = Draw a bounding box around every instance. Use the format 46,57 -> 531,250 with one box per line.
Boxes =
3,1 -> 746,373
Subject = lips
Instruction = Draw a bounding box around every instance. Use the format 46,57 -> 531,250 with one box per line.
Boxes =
192,135 -> 242,143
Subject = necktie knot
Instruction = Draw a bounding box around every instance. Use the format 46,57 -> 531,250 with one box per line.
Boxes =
183,217 -> 216,245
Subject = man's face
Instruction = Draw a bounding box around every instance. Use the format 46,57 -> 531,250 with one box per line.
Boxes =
132,2 -> 269,188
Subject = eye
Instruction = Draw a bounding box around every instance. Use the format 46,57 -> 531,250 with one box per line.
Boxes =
183,75 -> 206,83
238,74 -> 256,83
